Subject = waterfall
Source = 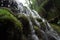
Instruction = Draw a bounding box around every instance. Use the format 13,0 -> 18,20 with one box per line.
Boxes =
25,6 -> 48,40
42,18 -> 60,40
27,17 -> 39,40
16,1 -> 60,40
0,0 -> 60,40
26,6 -> 60,40
22,13 -> 39,40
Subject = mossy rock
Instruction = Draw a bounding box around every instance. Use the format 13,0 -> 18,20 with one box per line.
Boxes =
0,8 -> 24,40
18,14 -> 31,37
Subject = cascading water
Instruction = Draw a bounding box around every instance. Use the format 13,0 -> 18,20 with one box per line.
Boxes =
32,10 -> 60,40
16,1 -> 60,40
22,12 -> 39,40
25,6 -> 60,40
26,8 -> 49,40
27,17 -> 39,40
42,18 -> 60,40
31,10 -> 49,40
17,3 -> 24,13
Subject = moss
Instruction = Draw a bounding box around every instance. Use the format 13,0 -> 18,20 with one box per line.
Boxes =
34,26 -> 39,30
0,8 -> 25,40
51,24 -> 60,34
18,14 -> 32,37
0,8 -> 23,30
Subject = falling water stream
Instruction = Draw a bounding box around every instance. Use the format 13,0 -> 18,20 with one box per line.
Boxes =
32,10 -> 60,40
22,12 -> 39,40
17,2 -> 60,40
25,6 -> 60,40
26,7 -> 49,40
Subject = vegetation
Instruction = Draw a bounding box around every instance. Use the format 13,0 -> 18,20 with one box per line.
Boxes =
51,24 -> 60,34
0,8 -> 24,40
0,8 -> 22,30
